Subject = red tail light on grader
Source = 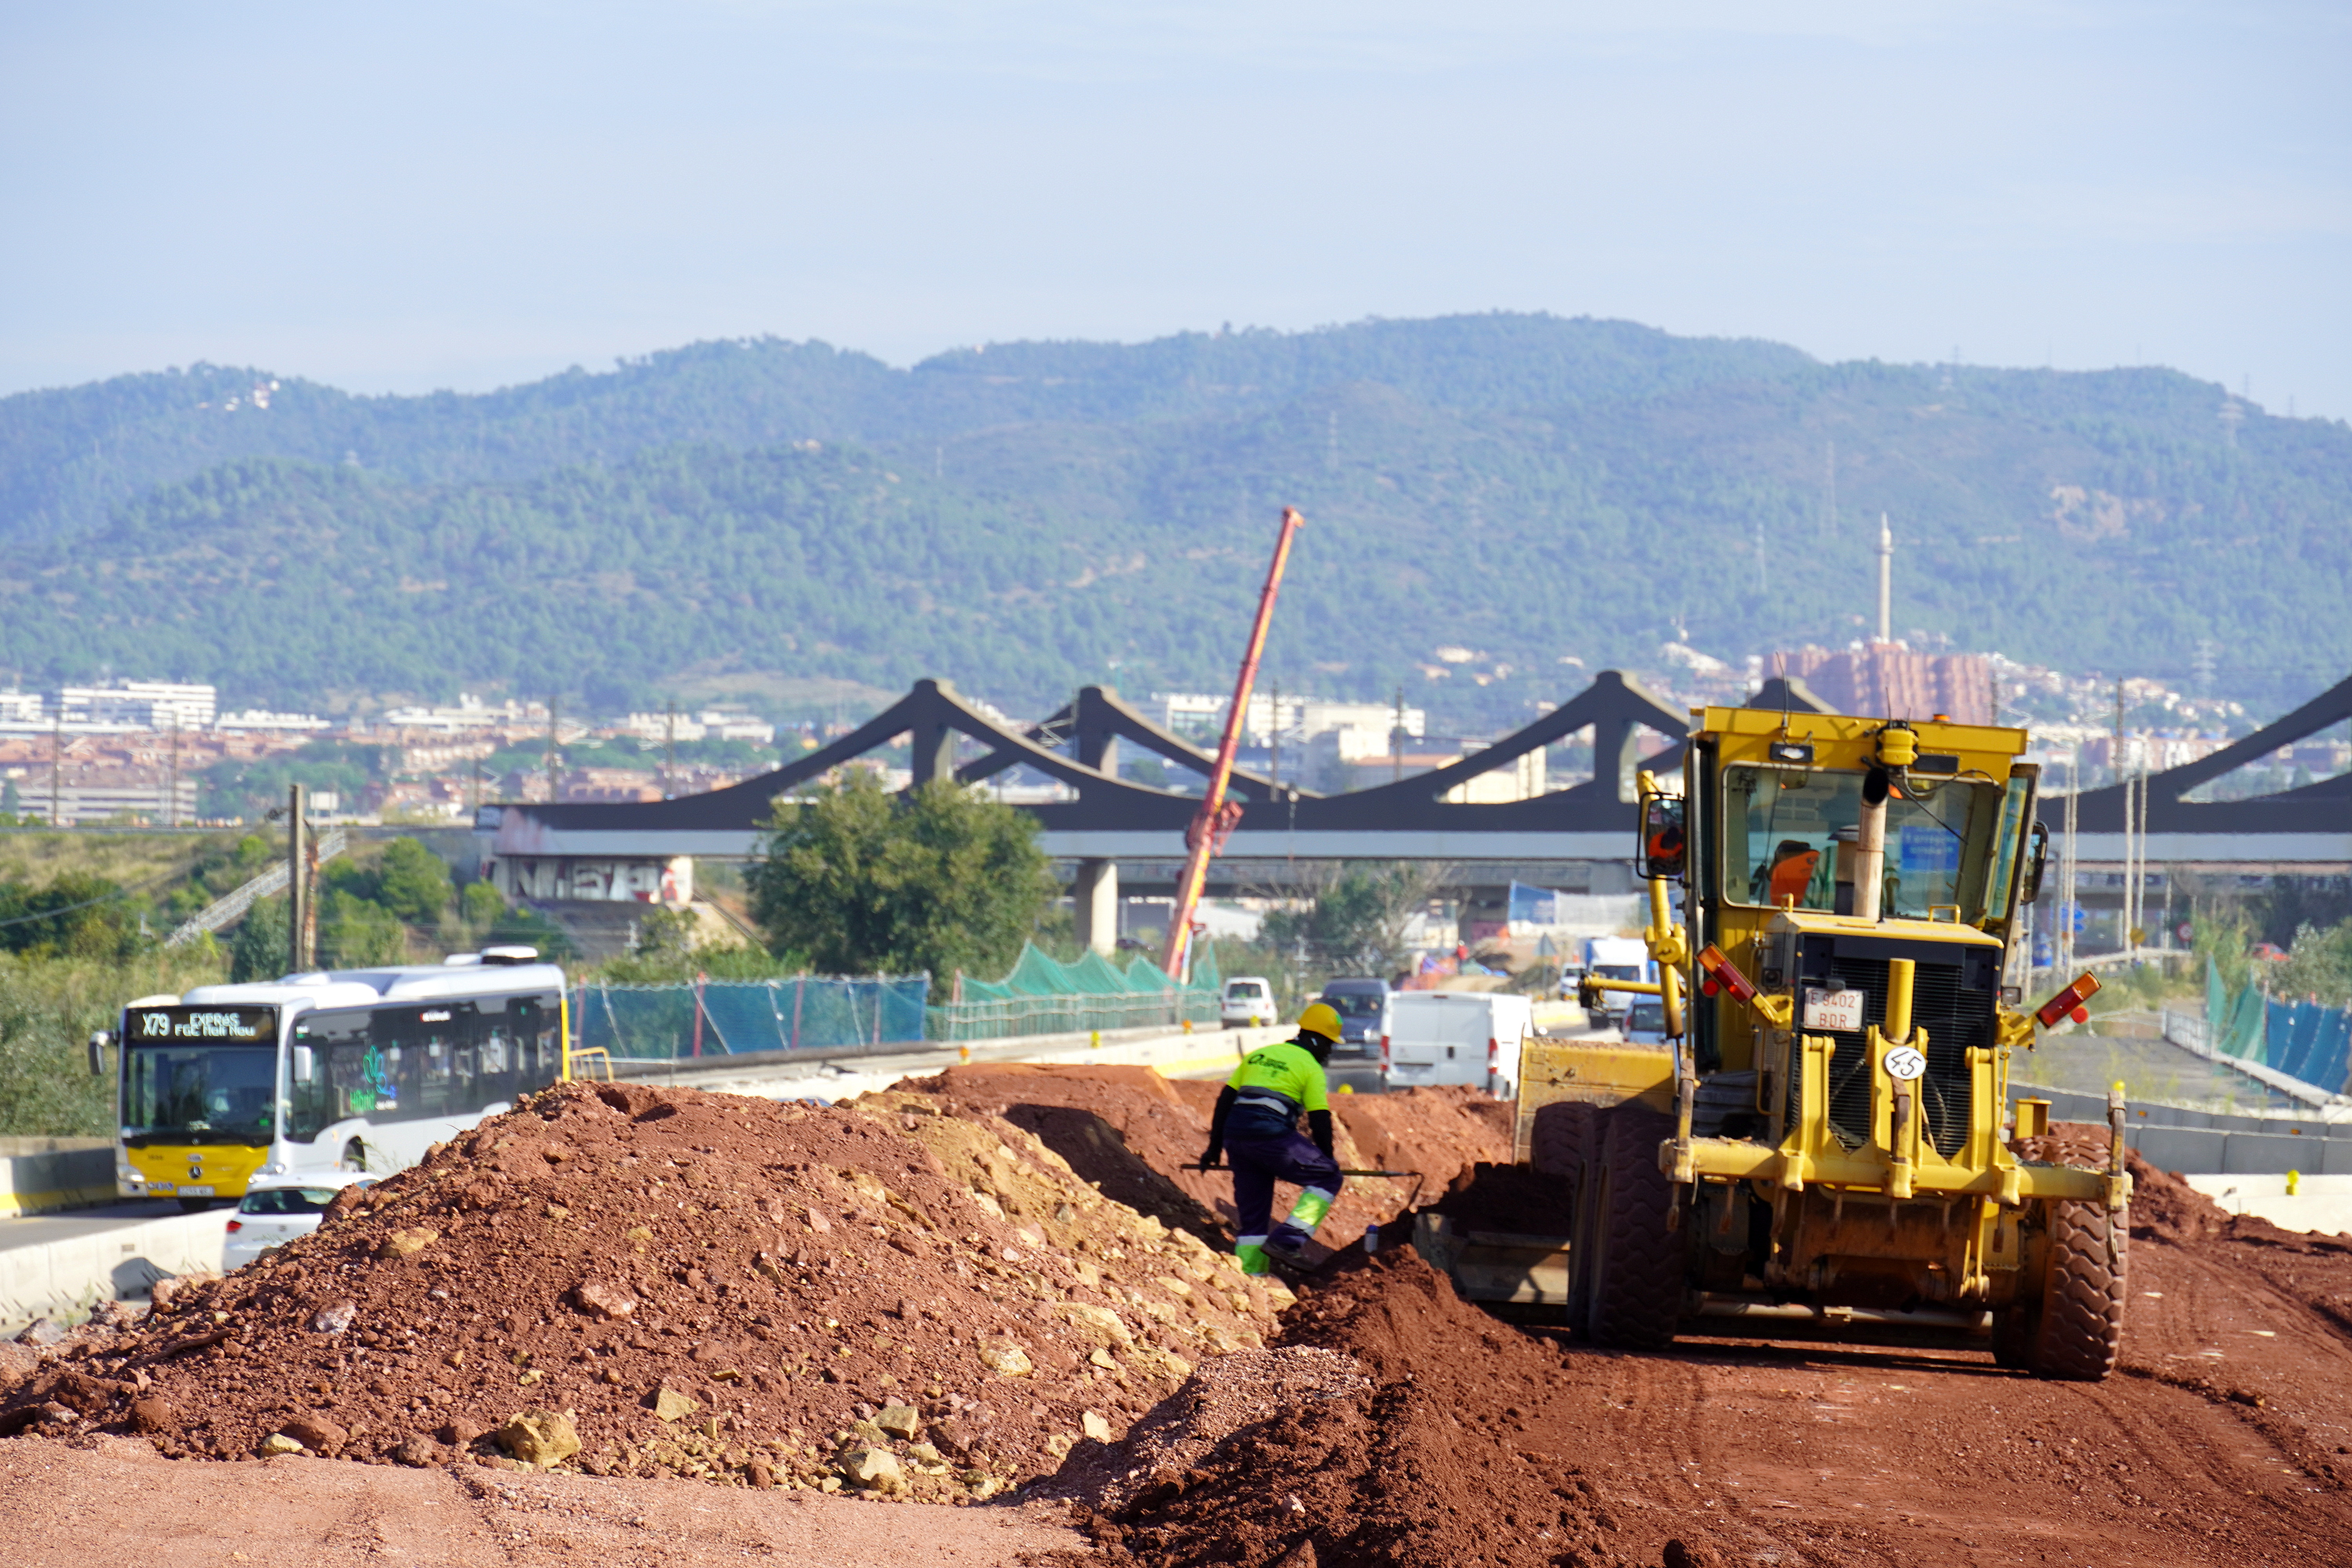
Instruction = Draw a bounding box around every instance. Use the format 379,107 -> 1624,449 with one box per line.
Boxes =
1495,706 -> 2131,1377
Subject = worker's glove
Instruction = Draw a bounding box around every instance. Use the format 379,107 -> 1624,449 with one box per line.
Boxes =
1198,1145 -> 1223,1170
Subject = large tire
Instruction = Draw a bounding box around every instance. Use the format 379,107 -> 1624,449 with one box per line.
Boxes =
2031,1200 -> 2127,1381
1585,1105 -> 1684,1350
1530,1102 -> 1596,1331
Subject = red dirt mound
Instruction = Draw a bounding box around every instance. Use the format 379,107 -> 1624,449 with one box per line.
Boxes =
1084,1250 -> 1721,1568
0,1080 -> 1287,1498
915,1065 -> 1510,1255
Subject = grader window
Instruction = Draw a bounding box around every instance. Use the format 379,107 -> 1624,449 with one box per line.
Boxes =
1721,766 -> 2006,922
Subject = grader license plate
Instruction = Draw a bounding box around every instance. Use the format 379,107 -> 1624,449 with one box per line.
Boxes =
1803,987 -> 1865,1032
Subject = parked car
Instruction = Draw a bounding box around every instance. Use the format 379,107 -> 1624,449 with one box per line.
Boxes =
1316,977 -> 1391,1058
222,1172 -> 373,1269
1621,998 -> 1670,1046
1381,991 -> 1534,1098
1221,976 -> 1278,1029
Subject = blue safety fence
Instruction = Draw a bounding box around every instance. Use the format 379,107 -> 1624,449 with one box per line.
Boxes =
572,976 -> 931,1061
2204,958 -> 2352,1096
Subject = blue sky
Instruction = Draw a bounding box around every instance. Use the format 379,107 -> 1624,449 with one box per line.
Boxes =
4,2 -> 2345,415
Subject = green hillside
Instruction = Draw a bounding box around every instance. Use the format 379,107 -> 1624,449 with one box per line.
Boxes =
0,314 -> 2344,728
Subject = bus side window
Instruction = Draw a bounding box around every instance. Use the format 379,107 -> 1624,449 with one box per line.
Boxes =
478,1022 -> 512,1107
512,1000 -> 559,1093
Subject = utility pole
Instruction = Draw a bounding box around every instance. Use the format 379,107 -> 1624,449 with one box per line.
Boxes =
545,697 -> 561,804
664,700 -> 677,800
1267,680 -> 1281,790
2060,757 -> 2079,975
288,782 -> 308,975
165,714 -> 180,828
1875,514 -> 1893,643
1392,686 -> 1405,784
49,707 -> 61,827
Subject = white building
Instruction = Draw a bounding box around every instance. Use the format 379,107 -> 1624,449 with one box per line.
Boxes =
613,709 -> 777,746
57,681 -> 217,731
379,694 -> 548,732
1152,692 -> 1424,750
214,708 -> 332,733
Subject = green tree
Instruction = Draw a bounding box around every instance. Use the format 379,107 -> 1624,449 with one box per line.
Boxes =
459,880 -> 506,932
318,889 -> 407,967
749,776 -> 1053,978
0,872 -> 143,960
376,838 -> 454,925
229,895 -> 291,982
1261,862 -> 1450,980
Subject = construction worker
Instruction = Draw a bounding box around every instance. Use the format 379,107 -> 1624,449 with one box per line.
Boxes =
1200,1002 -> 1343,1274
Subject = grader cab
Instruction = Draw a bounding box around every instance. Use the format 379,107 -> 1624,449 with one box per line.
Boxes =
1507,706 -> 2130,1378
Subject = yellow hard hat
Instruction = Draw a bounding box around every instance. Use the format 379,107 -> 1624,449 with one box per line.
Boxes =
1298,1001 -> 1343,1042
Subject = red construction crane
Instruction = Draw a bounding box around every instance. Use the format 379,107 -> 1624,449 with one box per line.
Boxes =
1160,506 -> 1304,984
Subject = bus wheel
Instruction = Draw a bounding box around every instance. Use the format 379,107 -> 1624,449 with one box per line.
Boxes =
343,1138 -> 371,1173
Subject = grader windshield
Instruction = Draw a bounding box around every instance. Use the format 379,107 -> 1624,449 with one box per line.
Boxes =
1720,764 -> 2032,926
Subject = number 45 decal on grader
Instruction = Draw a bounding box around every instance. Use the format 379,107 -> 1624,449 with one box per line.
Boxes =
1457,705 -> 2130,1379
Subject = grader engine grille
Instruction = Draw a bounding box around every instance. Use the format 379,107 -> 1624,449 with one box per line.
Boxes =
1788,939 -> 1997,1156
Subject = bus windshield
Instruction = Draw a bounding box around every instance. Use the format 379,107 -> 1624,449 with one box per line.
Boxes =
123,1045 -> 279,1146
121,1004 -> 279,1146
1721,765 -> 2012,924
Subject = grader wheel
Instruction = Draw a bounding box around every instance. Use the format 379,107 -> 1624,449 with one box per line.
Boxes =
1584,1105 -> 1683,1350
1994,1199 -> 2127,1380
1530,1102 -> 1597,1331
2033,1200 -> 2128,1380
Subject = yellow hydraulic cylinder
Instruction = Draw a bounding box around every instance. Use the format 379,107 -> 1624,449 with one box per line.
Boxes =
1885,956 -> 1916,1045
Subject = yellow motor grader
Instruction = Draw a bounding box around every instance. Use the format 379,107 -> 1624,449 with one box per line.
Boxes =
1504,705 -> 2129,1378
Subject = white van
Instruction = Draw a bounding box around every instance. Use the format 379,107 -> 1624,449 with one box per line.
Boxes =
1221,976 -> 1277,1029
1381,991 -> 1534,1098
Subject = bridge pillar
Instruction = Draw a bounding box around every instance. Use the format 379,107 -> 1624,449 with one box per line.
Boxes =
1074,858 -> 1120,955
910,719 -> 956,787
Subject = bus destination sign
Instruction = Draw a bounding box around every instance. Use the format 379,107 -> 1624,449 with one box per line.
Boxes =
127,1006 -> 277,1045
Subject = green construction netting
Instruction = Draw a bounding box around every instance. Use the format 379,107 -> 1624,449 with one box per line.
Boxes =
574,976 -> 931,1062
930,942 -> 1224,1042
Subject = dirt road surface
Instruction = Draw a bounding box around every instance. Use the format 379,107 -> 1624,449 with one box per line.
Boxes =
0,1436 -> 1082,1567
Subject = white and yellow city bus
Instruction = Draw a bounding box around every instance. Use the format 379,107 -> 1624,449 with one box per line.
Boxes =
103,947 -> 569,1209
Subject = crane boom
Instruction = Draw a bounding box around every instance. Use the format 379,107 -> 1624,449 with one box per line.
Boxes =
1160,506 -> 1304,984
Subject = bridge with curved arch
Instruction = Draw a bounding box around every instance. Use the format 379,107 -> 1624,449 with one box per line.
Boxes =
479,668 -> 2352,944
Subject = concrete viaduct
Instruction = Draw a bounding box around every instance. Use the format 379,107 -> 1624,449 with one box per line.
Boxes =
477,669 -> 2352,950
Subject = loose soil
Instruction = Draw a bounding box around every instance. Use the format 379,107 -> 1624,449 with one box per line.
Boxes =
0,1435 -> 1083,1567
0,1078 -> 1289,1497
1056,1117 -> 2352,1566
18,1085 -> 2352,1566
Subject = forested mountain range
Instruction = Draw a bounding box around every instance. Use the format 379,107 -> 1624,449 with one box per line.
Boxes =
0,314 -> 2344,729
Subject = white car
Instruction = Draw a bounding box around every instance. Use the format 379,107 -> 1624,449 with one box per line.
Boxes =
1221,976 -> 1277,1029
222,1172 -> 373,1269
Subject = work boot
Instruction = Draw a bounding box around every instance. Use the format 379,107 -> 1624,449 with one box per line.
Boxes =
1264,1231 -> 1311,1266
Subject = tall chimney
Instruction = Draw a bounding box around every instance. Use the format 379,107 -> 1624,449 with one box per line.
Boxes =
1875,513 -> 1892,643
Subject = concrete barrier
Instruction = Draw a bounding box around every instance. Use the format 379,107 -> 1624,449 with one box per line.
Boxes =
0,1139 -> 115,1218
0,1208 -> 227,1332
2185,1174 -> 2352,1238
603,1020 -> 1291,1103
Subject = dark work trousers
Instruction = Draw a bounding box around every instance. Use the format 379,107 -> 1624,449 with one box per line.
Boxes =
1227,1126 -> 1344,1246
